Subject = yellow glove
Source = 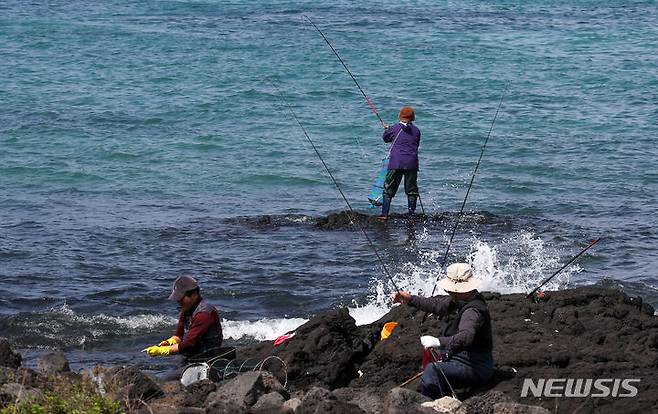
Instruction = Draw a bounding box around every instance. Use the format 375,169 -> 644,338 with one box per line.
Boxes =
143,345 -> 171,357
158,336 -> 179,346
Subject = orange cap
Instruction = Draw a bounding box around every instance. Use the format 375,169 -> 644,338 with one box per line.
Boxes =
399,106 -> 415,122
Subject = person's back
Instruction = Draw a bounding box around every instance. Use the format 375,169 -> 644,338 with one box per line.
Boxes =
393,263 -> 494,399
385,122 -> 421,171
430,291 -> 494,382
379,106 -> 422,219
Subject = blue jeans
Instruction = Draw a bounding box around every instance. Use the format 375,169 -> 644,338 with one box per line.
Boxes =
418,351 -> 494,399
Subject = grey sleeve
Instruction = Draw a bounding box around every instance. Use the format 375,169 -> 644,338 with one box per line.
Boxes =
437,308 -> 483,354
407,295 -> 451,317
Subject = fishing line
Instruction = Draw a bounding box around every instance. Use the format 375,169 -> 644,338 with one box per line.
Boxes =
264,77 -> 402,293
397,352 -> 458,399
436,363 -> 458,400
264,77 -> 430,345
418,194 -> 426,215
353,134 -> 369,160
305,15 -> 429,215
263,79 -> 481,396
430,349 -> 458,399
303,15 -> 385,128
254,356 -> 289,388
427,83 -> 509,299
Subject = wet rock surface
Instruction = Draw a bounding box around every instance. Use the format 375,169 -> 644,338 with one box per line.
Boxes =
492,402 -> 552,414
225,210 -> 512,232
314,210 -> 509,231
1,286 -> 656,413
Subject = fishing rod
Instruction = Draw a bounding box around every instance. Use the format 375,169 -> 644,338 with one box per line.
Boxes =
266,80 -> 476,383
264,77 -> 402,294
427,84 -> 509,299
418,194 -> 426,215
303,15 -> 385,128
527,237 -> 603,299
305,15 -> 428,216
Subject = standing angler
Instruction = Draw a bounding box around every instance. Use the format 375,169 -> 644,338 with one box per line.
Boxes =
393,263 -> 494,399
379,106 -> 421,220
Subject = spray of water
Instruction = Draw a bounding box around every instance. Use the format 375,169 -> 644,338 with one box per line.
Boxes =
10,232 -> 579,344
347,230 -> 578,326
222,317 -> 308,341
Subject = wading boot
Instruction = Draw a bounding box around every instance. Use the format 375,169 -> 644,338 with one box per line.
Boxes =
377,196 -> 392,220
407,196 -> 417,218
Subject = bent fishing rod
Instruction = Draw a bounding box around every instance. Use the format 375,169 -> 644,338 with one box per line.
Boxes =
304,15 -> 426,214
303,15 -> 385,128
265,77 -> 403,294
427,83 -> 509,299
266,81 -> 482,388
527,237 -> 603,298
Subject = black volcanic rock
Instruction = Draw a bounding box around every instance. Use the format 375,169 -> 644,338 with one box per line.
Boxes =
239,286 -> 658,413
102,365 -> 164,408
239,308 -> 370,391
4,286 -> 653,414
0,339 -> 21,369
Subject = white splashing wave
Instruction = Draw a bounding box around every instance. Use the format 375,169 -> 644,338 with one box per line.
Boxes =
46,303 -> 177,332
47,304 -> 308,341
222,317 -> 308,341
348,230 -> 578,326
29,231 -> 578,343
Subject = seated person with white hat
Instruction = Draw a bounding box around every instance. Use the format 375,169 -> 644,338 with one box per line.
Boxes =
393,263 -> 494,399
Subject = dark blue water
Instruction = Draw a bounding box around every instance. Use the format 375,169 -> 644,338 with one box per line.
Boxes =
1,0 -> 657,372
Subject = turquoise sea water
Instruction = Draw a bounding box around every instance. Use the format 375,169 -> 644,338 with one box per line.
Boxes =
1,1 -> 657,370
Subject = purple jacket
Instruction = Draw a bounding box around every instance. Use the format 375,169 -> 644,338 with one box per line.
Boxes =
383,122 -> 421,170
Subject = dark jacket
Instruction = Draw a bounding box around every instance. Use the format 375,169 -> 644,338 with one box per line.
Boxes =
408,291 -> 493,356
175,298 -> 223,362
383,122 -> 421,170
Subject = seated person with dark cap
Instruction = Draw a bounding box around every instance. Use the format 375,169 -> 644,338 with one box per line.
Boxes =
144,275 -> 223,362
392,263 -> 494,399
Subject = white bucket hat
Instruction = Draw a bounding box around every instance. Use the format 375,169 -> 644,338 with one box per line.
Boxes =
438,263 -> 480,293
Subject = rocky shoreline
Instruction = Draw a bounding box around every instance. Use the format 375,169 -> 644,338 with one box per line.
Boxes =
1,286 -> 656,413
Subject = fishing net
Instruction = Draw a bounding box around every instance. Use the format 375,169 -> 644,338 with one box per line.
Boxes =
180,354 -> 288,388
368,156 -> 389,207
